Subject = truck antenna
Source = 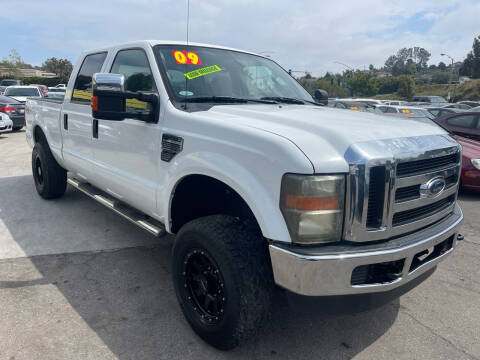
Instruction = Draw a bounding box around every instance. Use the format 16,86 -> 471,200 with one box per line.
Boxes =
186,0 -> 190,45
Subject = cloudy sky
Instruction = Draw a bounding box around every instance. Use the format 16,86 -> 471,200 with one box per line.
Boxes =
1,0 -> 479,76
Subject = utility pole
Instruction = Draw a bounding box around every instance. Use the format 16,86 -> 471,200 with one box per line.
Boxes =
441,53 -> 455,102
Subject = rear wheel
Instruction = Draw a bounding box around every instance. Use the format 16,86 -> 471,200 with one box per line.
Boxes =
32,141 -> 67,199
172,215 -> 274,350
12,126 -> 23,132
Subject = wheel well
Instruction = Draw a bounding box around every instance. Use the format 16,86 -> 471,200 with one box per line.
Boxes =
33,126 -> 47,144
170,175 -> 257,233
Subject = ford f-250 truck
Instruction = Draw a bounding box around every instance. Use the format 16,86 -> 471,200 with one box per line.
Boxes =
25,40 -> 463,350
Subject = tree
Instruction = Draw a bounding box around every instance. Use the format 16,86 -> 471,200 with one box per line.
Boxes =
438,61 -> 447,71
397,75 -> 415,99
384,47 -> 431,75
42,57 -> 73,79
346,73 -> 378,96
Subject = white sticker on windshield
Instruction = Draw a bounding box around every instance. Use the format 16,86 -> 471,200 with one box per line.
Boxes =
179,90 -> 194,96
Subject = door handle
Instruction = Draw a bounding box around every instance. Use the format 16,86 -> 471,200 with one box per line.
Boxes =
93,119 -> 98,138
63,113 -> 68,130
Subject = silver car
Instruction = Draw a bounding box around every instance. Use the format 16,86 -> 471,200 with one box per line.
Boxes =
0,112 -> 13,133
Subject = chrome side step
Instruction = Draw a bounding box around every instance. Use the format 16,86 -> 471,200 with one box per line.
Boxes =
67,178 -> 166,237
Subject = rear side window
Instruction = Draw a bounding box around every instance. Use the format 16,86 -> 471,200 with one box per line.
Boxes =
447,115 -> 477,128
71,52 -> 107,104
385,107 -> 397,113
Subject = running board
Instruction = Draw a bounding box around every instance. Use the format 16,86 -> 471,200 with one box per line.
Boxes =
67,178 -> 166,237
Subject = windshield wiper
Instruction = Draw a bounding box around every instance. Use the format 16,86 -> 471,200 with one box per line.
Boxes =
183,96 -> 277,104
260,97 -> 323,106
260,97 -> 306,104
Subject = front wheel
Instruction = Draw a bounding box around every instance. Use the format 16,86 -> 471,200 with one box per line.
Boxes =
172,215 -> 274,350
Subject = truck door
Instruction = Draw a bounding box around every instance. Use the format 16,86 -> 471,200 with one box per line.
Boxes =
61,52 -> 107,181
92,48 -> 161,215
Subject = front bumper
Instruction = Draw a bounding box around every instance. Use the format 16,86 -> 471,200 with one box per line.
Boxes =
9,115 -> 24,128
269,204 -> 463,296
0,119 -> 13,133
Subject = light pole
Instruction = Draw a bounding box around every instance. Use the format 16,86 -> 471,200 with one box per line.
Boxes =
334,61 -> 354,96
441,53 -> 455,102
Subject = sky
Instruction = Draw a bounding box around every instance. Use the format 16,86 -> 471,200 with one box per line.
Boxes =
0,0 -> 479,76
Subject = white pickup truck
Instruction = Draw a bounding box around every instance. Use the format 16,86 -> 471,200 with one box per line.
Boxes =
26,40 -> 463,349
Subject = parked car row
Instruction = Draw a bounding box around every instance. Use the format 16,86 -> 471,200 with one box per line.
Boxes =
0,80 -> 66,133
328,97 -> 480,191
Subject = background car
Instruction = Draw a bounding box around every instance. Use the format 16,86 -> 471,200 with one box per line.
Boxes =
45,91 -> 65,100
328,100 -> 383,114
456,136 -> 480,191
468,106 -> 480,112
0,95 -> 25,131
0,112 -> 13,133
411,95 -> 448,106
427,107 -> 464,119
433,112 -> 480,141
3,86 -> 42,103
31,84 -> 48,96
383,100 -> 408,106
458,101 -> 480,108
443,103 -> 472,110
0,79 -> 23,94
376,105 -> 436,120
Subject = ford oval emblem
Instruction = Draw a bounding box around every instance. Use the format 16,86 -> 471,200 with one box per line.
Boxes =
420,177 -> 446,198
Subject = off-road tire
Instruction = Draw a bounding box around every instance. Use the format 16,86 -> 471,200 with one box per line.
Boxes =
172,215 -> 274,350
32,141 -> 67,199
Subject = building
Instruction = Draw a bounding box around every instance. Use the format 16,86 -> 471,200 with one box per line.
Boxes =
375,71 -> 392,78
0,67 -> 56,78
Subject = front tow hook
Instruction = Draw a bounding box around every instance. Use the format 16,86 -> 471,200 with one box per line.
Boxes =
457,233 -> 465,241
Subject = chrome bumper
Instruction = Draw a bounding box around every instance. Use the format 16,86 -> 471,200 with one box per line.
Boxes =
269,204 -> 463,296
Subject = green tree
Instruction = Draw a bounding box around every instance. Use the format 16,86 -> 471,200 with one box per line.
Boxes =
438,62 -> 447,71
42,57 -> 73,79
397,75 -> 415,99
346,73 -> 379,96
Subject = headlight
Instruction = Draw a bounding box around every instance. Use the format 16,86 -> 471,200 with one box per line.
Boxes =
472,159 -> 480,170
280,174 -> 345,244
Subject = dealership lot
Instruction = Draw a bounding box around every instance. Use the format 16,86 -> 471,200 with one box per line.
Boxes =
0,130 -> 479,360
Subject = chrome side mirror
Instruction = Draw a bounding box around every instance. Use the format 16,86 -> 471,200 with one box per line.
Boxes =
93,73 -> 125,92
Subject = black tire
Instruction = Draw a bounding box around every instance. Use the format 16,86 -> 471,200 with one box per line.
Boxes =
172,215 -> 274,350
32,141 -> 67,199
12,126 -> 23,132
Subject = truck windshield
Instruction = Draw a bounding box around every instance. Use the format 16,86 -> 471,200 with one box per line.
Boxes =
154,45 -> 314,104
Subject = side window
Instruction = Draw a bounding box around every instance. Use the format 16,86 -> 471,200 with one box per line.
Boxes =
447,115 -> 476,128
378,106 -> 387,113
429,109 -> 440,117
72,52 -> 107,104
386,107 -> 397,113
110,49 -> 155,92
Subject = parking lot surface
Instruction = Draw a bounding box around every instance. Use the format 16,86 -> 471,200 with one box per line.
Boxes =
1,130 -> 479,360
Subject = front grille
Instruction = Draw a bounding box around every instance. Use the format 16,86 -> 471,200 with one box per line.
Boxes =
392,195 -> 455,226
366,166 -> 385,228
396,153 -> 458,177
395,185 -> 420,202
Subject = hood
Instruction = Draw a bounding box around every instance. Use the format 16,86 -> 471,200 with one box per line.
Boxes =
205,104 -> 448,172
9,96 -> 28,103
455,136 -> 480,158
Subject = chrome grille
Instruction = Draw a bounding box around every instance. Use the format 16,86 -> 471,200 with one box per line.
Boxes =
344,135 -> 461,243
396,153 -> 459,177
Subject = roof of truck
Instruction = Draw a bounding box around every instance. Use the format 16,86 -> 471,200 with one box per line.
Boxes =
83,40 -> 260,57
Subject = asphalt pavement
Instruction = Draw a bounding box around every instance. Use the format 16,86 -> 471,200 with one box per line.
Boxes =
0,130 -> 479,360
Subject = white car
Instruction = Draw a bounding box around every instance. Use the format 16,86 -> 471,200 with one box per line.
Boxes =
0,112 -> 13,133
26,40 -> 463,350
377,105 -> 436,120
4,86 -> 42,103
